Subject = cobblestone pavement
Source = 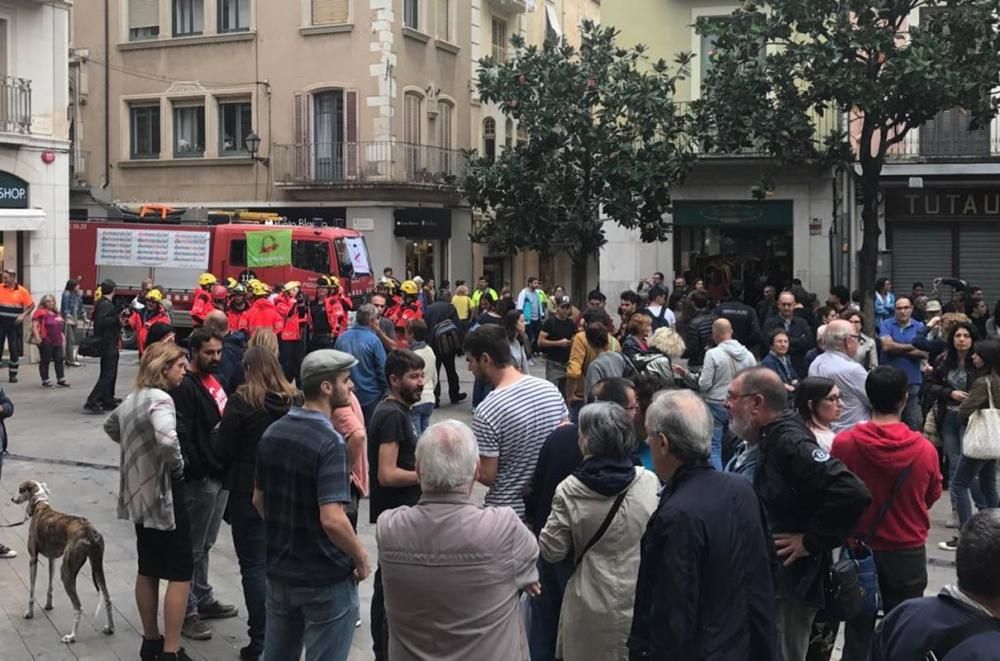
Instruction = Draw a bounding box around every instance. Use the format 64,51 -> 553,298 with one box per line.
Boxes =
0,353 -> 958,660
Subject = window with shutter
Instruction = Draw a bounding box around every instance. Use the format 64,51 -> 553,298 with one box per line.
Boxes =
312,0 -> 349,25
921,108 -> 990,158
404,93 -> 422,176
345,90 -> 358,177
439,101 -> 453,173
404,0 -> 420,30
492,18 -> 507,62
436,0 -> 450,41
129,0 -> 160,40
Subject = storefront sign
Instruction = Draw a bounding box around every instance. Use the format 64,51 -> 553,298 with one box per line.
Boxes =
95,229 -> 210,269
672,200 -> 793,228
394,208 -> 452,239
246,229 -> 293,268
886,190 -> 1000,219
0,172 -> 29,209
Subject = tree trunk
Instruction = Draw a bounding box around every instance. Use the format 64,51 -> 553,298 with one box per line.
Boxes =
856,169 -> 882,336
570,253 -> 589,308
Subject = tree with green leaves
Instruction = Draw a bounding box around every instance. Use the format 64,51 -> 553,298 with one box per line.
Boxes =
463,20 -> 695,302
691,0 -> 1000,329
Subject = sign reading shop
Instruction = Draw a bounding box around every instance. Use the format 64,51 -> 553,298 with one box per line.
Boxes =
0,171 -> 28,209
886,190 -> 1000,220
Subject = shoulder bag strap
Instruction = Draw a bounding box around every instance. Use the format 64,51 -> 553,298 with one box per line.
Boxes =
987,377 -> 996,410
925,616 -> 1000,660
863,462 -> 915,541
573,479 -> 632,571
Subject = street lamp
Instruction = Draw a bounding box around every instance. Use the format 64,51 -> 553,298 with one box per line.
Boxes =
244,130 -> 269,167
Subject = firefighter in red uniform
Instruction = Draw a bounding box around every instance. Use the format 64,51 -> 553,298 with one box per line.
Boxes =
226,283 -> 250,335
129,288 -> 171,354
190,272 -> 217,327
326,275 -> 352,336
244,279 -> 283,336
275,281 -> 311,383
387,279 -> 423,337
211,284 -> 228,312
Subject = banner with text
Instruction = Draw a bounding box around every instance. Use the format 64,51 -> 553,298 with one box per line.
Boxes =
95,229 -> 211,269
246,229 -> 292,268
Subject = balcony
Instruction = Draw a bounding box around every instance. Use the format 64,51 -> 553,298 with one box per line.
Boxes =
885,108 -> 1000,162
0,76 -> 32,134
486,0 -> 528,14
272,141 -> 467,189
70,148 -> 89,189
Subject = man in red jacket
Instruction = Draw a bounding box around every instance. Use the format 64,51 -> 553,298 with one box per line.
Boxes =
831,365 -> 943,661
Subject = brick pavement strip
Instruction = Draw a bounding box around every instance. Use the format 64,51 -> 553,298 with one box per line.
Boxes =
0,354 -> 957,660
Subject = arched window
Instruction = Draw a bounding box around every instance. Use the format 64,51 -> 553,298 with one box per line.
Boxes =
483,117 -> 496,162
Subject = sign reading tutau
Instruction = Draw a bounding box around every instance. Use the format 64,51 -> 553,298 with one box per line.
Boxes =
886,190 -> 1000,219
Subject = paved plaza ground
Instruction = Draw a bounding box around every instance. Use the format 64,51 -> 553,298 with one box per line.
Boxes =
0,353 -> 959,660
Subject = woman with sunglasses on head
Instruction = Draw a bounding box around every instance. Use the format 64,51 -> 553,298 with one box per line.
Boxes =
795,377 -> 843,452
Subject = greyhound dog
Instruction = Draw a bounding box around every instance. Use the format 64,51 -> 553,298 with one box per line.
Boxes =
11,480 -> 115,644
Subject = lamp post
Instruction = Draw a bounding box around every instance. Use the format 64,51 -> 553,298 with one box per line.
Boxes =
244,130 -> 269,167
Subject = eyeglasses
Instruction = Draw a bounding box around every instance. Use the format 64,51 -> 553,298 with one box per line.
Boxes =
824,393 -> 843,402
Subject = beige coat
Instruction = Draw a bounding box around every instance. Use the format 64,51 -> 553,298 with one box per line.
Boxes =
376,492 -> 539,661
539,468 -> 660,661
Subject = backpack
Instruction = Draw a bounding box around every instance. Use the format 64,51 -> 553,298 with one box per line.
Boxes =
432,318 -> 463,355
647,306 -> 671,331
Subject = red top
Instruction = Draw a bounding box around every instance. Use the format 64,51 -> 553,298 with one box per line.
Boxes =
324,294 -> 352,336
275,294 -> 311,341
227,305 -> 250,334
190,289 -> 214,327
245,298 -> 283,335
830,421 -> 943,551
130,309 -> 171,353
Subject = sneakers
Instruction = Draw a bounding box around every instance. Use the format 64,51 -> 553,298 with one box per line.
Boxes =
939,536 -> 959,552
41,381 -> 53,388
159,649 -> 194,661
239,644 -> 261,660
0,543 -> 17,559
451,393 -> 468,404
198,600 -> 238,620
139,636 -> 164,661
181,614 -> 213,640
57,381 -> 70,388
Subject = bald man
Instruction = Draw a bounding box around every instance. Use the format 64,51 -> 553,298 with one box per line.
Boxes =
697,318 -> 757,469
808,318 -> 872,432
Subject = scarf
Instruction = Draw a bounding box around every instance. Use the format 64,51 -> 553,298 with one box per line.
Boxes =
573,455 -> 636,497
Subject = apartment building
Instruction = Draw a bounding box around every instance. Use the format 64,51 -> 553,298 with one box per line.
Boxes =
600,0 -> 839,301
470,0 -> 602,294
0,0 -> 70,300
71,0 -> 473,284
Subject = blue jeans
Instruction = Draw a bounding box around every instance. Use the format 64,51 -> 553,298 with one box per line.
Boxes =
410,402 -> 433,436
902,384 -> 923,431
951,455 -> 999,526
182,477 -> 228,616
263,578 -> 359,661
707,402 -> 728,471
228,493 -> 266,654
940,410 -> 985,512
528,557 -> 573,661
472,378 -> 493,408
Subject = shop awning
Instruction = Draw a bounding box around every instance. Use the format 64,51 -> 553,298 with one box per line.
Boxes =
672,200 -> 793,228
0,209 -> 44,231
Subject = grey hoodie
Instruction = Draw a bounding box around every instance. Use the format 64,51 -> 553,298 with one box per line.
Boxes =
698,339 -> 757,403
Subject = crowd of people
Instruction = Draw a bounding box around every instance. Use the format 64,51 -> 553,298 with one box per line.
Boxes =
4,265 -> 1000,661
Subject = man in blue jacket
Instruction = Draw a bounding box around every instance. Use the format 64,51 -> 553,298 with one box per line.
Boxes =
871,509 -> 1000,660
334,303 -> 387,423
628,389 -> 779,660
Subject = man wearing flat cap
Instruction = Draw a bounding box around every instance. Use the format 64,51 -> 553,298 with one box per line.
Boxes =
254,349 -> 371,660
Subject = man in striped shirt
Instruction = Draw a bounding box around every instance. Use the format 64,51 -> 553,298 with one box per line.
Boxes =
466,325 -> 567,519
0,271 -> 33,383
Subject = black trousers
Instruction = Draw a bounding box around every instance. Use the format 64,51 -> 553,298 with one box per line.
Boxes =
371,566 -> 389,661
840,546 -> 928,661
0,321 -> 22,377
39,344 -> 65,383
433,349 -> 462,403
278,339 -> 304,385
86,346 -> 119,407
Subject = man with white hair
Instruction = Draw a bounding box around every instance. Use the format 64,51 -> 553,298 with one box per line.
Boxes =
377,421 -> 540,661
628,389 -> 779,659
808,319 -> 872,431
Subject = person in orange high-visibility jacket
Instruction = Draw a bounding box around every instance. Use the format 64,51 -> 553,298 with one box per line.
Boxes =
129,288 -> 172,354
275,281 -> 310,384
226,283 -> 251,335
325,275 -> 353,336
244,280 -> 283,336
190,272 -> 218,327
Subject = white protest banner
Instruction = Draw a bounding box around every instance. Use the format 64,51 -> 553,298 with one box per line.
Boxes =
96,228 -> 210,270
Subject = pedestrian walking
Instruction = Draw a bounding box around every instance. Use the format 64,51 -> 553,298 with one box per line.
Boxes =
334,304 -> 388,423
368,349 -> 425,661
808,319 -> 872,431
0,385 -> 15,558
377,421 -> 539,660
61,279 -> 84,367
84,279 -> 125,414
31,295 -> 68,388
540,401 -> 658,661
879,296 -> 927,431
170,329 -> 238,641
831,366 -> 943,661
629,389 -> 780,660
516,277 -> 545,354
104,342 -> 193,661
0,270 -> 33,383
254,350 -> 371,661
214,346 -> 299,660
422,290 -> 466,405
538,295 -> 576,391
727,367 -> 870,661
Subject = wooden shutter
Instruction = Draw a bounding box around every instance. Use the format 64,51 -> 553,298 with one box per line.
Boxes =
345,90 -> 358,178
312,0 -> 349,25
293,92 -> 311,180
129,0 -> 159,28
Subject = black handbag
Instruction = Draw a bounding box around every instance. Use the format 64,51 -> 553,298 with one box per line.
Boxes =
78,323 -> 104,358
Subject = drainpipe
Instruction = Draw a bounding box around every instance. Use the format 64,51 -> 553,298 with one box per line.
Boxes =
102,0 -> 110,189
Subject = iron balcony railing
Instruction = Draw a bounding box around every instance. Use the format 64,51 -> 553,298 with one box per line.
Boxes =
0,76 -> 31,134
273,141 -> 467,187
885,109 -> 999,161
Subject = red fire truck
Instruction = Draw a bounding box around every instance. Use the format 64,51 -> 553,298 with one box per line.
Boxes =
69,215 -> 374,330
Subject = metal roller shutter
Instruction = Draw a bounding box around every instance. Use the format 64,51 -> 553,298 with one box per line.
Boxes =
129,0 -> 159,29
890,224 -> 953,297
959,224 -> 1000,305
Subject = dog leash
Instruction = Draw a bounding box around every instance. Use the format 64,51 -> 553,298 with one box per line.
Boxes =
0,514 -> 27,527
